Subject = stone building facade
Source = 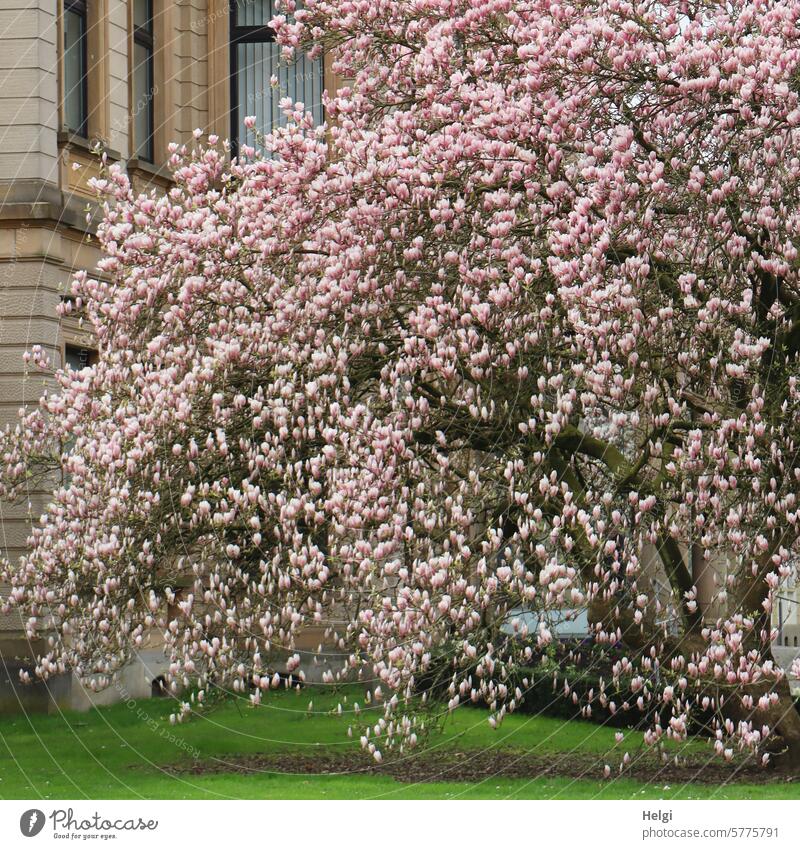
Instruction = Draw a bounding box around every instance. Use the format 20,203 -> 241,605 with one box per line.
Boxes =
0,0 -> 339,712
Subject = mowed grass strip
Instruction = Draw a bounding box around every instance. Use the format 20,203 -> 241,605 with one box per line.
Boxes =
0,686 -> 797,799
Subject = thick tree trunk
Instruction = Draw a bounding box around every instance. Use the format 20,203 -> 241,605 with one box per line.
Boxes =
691,543 -> 715,621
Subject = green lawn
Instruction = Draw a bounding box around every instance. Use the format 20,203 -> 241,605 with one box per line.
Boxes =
0,686 -> 797,799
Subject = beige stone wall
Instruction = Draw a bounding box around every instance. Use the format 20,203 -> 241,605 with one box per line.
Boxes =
173,0 -> 209,142
0,0 -> 59,183
0,219 -> 68,570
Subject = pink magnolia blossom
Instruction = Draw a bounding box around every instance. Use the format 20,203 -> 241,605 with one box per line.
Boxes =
1,0 -> 800,769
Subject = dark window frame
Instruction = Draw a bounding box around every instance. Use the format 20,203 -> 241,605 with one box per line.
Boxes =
229,2 -> 277,155
63,0 -> 89,137
229,1 -> 324,155
133,0 -> 155,162
64,344 -> 98,371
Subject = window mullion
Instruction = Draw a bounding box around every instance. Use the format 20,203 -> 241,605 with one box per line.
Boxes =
231,26 -> 275,45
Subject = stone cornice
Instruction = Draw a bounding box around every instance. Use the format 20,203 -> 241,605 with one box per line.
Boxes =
0,179 -> 103,234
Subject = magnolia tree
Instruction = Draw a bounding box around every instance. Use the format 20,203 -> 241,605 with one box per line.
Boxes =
4,0 -> 800,771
